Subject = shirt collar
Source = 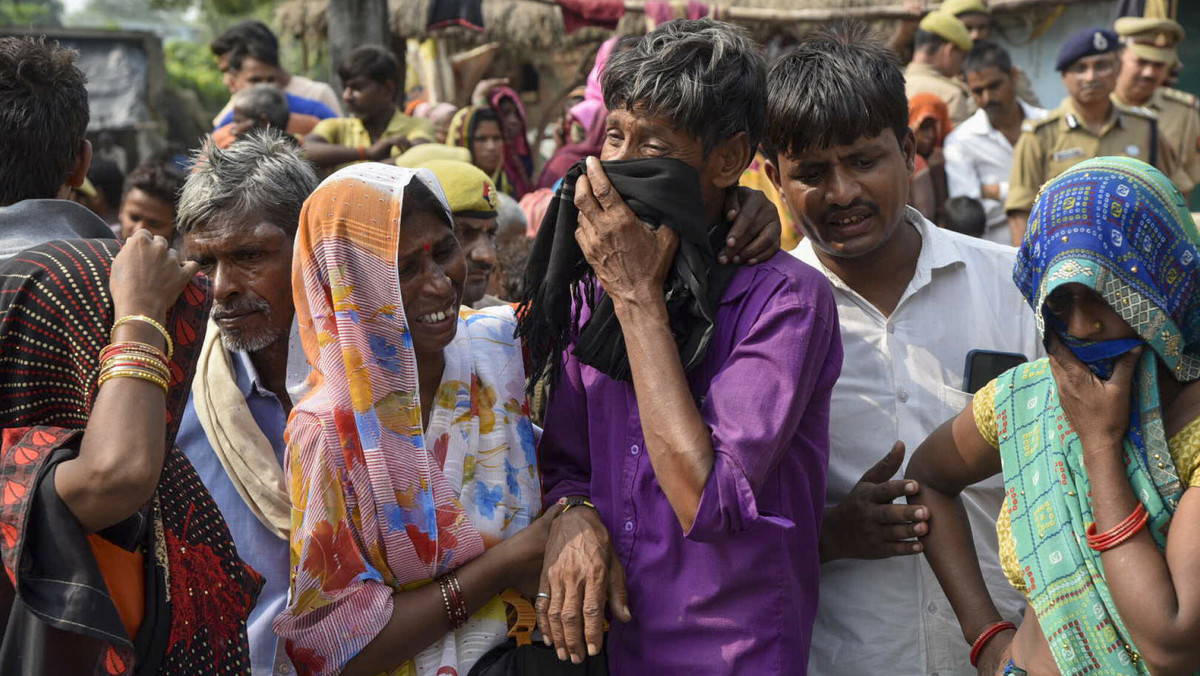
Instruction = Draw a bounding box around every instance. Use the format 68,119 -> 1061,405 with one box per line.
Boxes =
794,207 -> 962,293
1060,96 -> 1121,134
960,100 -> 1046,137
231,348 -> 272,399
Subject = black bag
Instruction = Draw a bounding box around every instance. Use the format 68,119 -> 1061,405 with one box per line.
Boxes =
467,639 -> 608,676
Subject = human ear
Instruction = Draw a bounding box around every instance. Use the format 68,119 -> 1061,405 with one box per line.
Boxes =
65,139 -> 92,192
900,129 -> 917,175
709,132 -> 753,189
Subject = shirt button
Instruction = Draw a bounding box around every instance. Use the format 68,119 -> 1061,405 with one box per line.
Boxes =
886,324 -> 895,334
926,602 -> 937,614
624,520 -> 635,532
898,390 -> 909,403
630,445 -> 640,456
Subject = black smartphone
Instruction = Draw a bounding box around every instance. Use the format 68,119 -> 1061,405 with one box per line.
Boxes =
962,350 -> 1028,394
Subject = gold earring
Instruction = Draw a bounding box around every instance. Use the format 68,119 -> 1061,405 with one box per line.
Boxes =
1093,321 -> 1103,331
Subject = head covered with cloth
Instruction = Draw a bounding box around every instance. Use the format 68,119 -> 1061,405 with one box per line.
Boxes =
518,17 -> 766,389
992,156 -> 1200,673
0,239 -> 262,675
272,163 -> 541,676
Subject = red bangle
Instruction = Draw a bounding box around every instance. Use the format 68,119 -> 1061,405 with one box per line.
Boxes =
1086,503 -> 1149,552
357,145 -> 367,160
970,621 -> 1016,667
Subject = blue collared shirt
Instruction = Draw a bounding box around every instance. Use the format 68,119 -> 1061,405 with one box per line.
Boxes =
177,350 -> 292,675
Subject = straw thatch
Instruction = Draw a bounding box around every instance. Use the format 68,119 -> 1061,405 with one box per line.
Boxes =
275,0 -> 1096,55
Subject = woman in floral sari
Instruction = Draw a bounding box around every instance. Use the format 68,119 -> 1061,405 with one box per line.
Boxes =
906,157 -> 1200,676
273,164 -> 551,676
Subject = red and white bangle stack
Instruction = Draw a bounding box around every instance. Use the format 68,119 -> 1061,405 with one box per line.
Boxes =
437,571 -> 468,629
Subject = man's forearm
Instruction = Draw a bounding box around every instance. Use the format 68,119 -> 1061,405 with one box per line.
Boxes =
613,295 -> 713,532
1007,212 -> 1030,247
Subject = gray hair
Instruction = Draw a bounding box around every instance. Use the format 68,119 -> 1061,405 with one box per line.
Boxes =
177,128 -> 317,238
495,192 -> 527,237
232,83 -> 289,130
602,18 -> 766,153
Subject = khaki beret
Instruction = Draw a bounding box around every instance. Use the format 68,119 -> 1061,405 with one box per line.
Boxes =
920,11 -> 974,52
419,160 -> 499,218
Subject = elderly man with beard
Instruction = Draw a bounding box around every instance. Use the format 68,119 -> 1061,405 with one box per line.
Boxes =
526,18 -> 840,675
174,129 -> 319,676
944,41 -> 1046,244
763,24 -> 1040,676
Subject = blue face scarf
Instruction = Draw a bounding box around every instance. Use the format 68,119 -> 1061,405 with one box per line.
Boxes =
1014,157 -> 1200,386
1052,330 -> 1143,380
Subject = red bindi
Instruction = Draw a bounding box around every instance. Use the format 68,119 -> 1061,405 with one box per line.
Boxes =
423,243 -> 431,252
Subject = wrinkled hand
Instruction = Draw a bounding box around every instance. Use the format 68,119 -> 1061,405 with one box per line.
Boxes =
575,156 -> 679,307
1047,335 -> 1140,454
110,229 -> 199,323
536,506 -> 631,663
508,505 -> 563,598
720,186 -> 782,265
822,442 -> 928,561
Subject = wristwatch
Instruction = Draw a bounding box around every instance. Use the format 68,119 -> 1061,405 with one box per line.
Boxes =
557,495 -> 598,516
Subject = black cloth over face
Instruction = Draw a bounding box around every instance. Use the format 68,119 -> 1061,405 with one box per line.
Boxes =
517,157 -> 735,391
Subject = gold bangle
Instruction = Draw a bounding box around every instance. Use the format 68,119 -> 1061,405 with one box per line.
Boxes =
110,315 -> 173,359
99,363 -> 169,385
98,365 -> 169,393
100,355 -> 170,380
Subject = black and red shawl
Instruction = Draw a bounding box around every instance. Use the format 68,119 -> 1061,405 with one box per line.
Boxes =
0,239 -> 262,676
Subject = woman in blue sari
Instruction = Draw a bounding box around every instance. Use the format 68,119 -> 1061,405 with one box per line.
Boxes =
906,157 -> 1200,676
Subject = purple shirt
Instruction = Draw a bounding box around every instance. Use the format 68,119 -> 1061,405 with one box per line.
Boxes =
541,252 -> 842,675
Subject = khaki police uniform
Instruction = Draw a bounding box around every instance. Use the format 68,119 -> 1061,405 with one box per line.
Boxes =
906,61 -> 977,125
1115,87 -> 1200,195
1112,17 -> 1198,196
1006,97 -> 1170,213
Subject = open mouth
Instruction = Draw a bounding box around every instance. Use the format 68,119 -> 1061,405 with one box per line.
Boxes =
412,303 -> 457,325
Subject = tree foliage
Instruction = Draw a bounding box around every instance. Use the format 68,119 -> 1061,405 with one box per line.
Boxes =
164,39 -> 226,116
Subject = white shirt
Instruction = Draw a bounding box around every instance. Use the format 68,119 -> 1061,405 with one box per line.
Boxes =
794,210 -> 1043,676
944,101 -> 1047,244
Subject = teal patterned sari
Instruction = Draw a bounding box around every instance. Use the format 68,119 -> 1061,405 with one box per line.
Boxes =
995,157 -> 1200,675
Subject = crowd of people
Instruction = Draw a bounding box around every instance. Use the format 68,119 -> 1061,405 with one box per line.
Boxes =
0,4 -> 1198,676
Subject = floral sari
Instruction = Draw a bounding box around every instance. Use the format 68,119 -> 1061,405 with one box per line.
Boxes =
273,164 -> 541,676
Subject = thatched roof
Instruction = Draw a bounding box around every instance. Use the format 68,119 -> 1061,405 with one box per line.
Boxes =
275,0 -> 1098,62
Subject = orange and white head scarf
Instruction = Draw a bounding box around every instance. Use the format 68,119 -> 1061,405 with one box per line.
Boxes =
274,163 -> 540,676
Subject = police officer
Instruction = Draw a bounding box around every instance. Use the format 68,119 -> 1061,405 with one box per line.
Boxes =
1113,16 -> 1200,197
1005,27 -> 1174,245
905,11 -> 976,125
939,0 -> 1041,106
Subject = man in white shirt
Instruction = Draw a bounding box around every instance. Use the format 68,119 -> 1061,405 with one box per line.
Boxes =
762,24 -> 1041,676
945,41 -> 1047,244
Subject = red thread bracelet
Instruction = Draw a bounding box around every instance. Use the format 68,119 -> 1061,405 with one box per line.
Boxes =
1086,503 -> 1149,552
357,146 -> 367,161
970,621 -> 1016,667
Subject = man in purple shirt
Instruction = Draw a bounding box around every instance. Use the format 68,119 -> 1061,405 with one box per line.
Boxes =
529,19 -> 843,674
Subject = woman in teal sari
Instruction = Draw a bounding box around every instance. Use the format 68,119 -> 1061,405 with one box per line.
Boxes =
906,157 -> 1200,676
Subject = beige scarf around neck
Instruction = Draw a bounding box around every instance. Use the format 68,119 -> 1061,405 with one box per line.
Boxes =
191,318 -> 291,539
